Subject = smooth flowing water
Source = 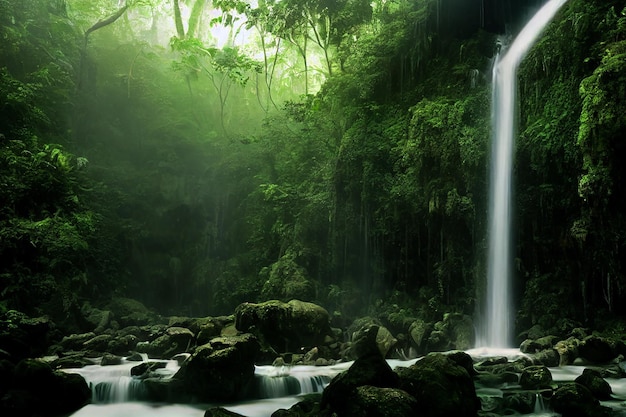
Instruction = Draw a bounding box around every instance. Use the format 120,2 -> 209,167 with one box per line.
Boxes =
482,0 -> 568,348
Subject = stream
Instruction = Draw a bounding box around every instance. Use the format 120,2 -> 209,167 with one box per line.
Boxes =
63,349 -> 626,417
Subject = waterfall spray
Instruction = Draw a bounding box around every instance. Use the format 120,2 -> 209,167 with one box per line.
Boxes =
481,0 -> 568,348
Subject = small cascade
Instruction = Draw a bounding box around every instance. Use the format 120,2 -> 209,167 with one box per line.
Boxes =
254,365 -> 332,398
534,392 -> 548,414
63,357 -> 180,404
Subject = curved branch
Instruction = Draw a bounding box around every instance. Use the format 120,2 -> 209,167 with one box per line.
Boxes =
85,4 -> 130,38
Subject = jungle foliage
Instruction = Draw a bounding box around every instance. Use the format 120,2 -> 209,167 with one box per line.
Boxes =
1,0 -> 625,336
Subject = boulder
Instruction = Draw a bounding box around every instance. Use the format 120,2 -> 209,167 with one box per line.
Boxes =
347,320 -> 396,359
173,333 -> 260,402
136,326 -> 195,359
555,337 -> 580,366
0,311 -> 54,361
344,386 -> 419,417
575,368 -> 612,400
107,297 -> 159,327
80,302 -> 112,333
408,319 -> 432,355
205,407 -> 247,417
1,358 -> 90,416
578,336 -> 616,364
321,352 -> 399,415
59,332 -> 96,352
519,365 -> 552,390
443,313 -> 475,350
235,300 -> 331,353
397,352 -> 480,417
552,383 -> 611,417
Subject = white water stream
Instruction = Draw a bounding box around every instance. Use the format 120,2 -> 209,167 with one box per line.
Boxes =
481,0 -> 569,348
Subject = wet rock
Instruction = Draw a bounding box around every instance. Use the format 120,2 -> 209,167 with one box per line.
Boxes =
131,361 -> 167,378
82,334 -> 113,353
578,336 -> 616,364
348,320 -> 396,359
205,407 -> 246,417
519,365 -> 552,390
552,383 -> 611,417
107,297 -> 159,327
345,386 -> 419,417
555,337 -> 580,366
173,333 -> 260,402
397,352 -> 480,417
235,300 -> 331,353
80,302 -> 112,333
136,326 -> 195,359
100,353 -> 122,366
0,311 -> 54,361
409,319 -> 433,355
2,358 -> 90,416
443,313 -> 475,351
321,352 -> 399,415
529,348 -> 560,367
575,368 -> 612,400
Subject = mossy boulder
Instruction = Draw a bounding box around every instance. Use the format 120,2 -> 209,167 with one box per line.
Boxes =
575,368 -> 612,400
519,365 -> 552,390
321,351 -> 399,415
408,319 -> 433,355
0,311 -> 54,361
0,358 -> 90,416
552,383 -> 611,417
235,300 -> 331,353
578,336 -> 616,364
555,337 -> 581,366
345,386 -> 419,417
172,333 -> 260,402
136,326 -> 195,359
347,318 -> 396,359
397,352 -> 480,417
107,297 -> 159,327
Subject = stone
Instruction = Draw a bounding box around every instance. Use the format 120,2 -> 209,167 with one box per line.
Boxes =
205,407 -> 246,417
579,336 -> 616,364
0,311 -> 54,361
575,368 -> 612,400
348,321 -> 396,359
552,383 -> 611,417
397,352 -> 480,417
4,358 -> 90,416
173,333 -> 260,402
321,352 -> 399,415
136,326 -> 195,359
100,353 -> 122,366
235,300 -> 331,353
345,386 -> 419,417
519,365 -> 552,390
555,337 -> 580,366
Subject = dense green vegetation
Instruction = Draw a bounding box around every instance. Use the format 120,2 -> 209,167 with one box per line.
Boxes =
1,0 -> 625,338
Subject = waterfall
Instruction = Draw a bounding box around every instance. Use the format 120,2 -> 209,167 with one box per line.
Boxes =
481,0 -> 568,348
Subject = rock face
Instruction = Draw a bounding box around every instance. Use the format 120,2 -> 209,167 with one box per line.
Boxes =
172,333 -> 260,402
397,353 -> 480,417
235,300 -> 331,353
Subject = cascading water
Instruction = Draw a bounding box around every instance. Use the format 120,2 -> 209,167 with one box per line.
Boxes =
481,0 -> 568,348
